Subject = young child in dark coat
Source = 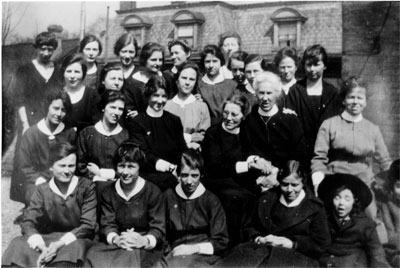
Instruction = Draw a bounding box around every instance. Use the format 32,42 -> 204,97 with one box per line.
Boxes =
318,173 -> 390,268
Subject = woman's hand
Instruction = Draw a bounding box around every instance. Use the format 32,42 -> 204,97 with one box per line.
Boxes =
171,244 -> 200,256
126,110 -> 139,119
87,163 -> 101,177
121,229 -> 149,249
264,235 -> 294,249
41,240 -> 65,265
35,244 -> 49,268
188,142 -> 201,150
193,94 -> 203,102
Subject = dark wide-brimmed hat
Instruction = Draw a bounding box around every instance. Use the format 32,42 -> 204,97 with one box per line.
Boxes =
318,173 -> 372,209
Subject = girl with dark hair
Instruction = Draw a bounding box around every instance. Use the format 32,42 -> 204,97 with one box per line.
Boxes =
11,88 -> 76,207
85,141 -> 166,268
98,62 -> 124,95
318,174 -> 389,268
61,53 -> 100,132
163,149 -> 228,267
126,75 -> 187,191
163,39 -> 192,96
114,33 -> 139,80
3,141 -> 97,268
77,90 -> 129,195
164,61 -> 211,150
198,44 -> 237,125
80,34 -> 102,89
123,42 -> 170,121
286,44 -> 342,169
244,54 -> 263,91
10,31 -> 62,204
219,160 -> 330,268
311,76 -> 391,219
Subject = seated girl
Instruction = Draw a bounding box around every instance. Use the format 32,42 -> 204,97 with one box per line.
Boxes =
85,141 -> 165,268
318,173 -> 390,268
12,89 -> 76,207
219,161 -> 330,268
163,149 -> 228,267
77,90 -> 129,196
2,141 -> 97,267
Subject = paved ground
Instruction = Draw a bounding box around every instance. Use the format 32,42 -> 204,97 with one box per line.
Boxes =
1,138 -> 24,255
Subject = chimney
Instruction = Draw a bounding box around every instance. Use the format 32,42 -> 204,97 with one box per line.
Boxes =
120,2 -> 136,11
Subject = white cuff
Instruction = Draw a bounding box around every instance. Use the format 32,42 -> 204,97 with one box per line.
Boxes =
197,242 -> 214,255
155,159 -> 171,172
93,175 -> 107,182
183,133 -> 192,144
27,234 -> 45,249
100,168 -> 116,181
35,177 -> 47,186
246,155 -> 258,163
312,171 -> 325,186
60,232 -> 76,246
235,161 -> 249,174
107,232 -> 118,245
144,234 -> 157,250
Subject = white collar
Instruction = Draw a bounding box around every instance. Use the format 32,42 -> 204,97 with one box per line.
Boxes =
258,104 -> 279,117
279,189 -> 306,207
171,66 -> 178,74
94,121 -> 123,136
49,176 -> 79,200
221,122 -> 240,134
37,119 -> 65,140
146,106 -> 163,118
115,177 -> 145,201
132,70 -> 162,84
172,94 -> 196,108
202,71 -> 225,85
282,78 -> 296,95
87,64 -> 97,75
124,65 -> 136,79
244,81 -> 255,94
306,79 -> 323,96
341,111 -> 363,123
32,59 -> 54,81
175,182 -> 206,200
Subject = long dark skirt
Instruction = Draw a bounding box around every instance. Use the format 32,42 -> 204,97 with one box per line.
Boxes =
165,253 -> 220,268
204,178 -> 256,247
85,243 -> 165,268
2,233 -> 94,267
217,242 -> 319,267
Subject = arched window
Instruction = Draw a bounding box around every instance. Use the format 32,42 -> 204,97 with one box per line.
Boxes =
121,15 -> 153,48
171,10 -> 205,49
270,8 -> 307,48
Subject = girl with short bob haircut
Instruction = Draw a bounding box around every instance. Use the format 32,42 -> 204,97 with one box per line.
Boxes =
98,62 -> 124,95
3,141 -> 97,268
163,149 -> 228,267
79,34 -> 103,89
198,44 -> 237,125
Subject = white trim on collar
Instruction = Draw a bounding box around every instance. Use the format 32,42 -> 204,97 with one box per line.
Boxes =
258,104 -> 279,117
341,111 -> 363,123
32,59 -> 54,82
171,66 -> 178,74
49,176 -> 79,200
37,119 -> 65,140
282,78 -> 296,95
132,71 -> 163,84
172,94 -> 196,108
146,106 -> 163,118
221,122 -> 240,135
244,81 -> 255,94
115,177 -> 145,201
94,121 -> 123,136
202,72 -> 225,85
175,182 -> 206,200
279,189 -> 306,207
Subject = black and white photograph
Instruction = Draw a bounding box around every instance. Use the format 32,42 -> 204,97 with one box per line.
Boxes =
1,1 -> 399,267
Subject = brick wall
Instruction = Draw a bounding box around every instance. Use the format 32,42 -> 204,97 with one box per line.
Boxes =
342,1 -> 400,159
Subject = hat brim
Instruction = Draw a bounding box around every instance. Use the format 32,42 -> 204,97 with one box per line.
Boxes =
317,173 -> 372,209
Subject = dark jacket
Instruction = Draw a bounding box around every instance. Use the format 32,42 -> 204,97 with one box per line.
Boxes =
286,79 -> 342,161
321,212 -> 390,268
240,105 -> 307,169
245,188 -> 331,259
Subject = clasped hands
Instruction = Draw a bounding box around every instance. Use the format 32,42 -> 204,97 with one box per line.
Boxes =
248,157 -> 279,191
36,240 -> 65,268
255,235 -> 293,249
113,228 -> 149,251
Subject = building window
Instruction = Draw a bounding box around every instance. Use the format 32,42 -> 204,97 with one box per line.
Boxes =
121,15 -> 153,48
270,8 -> 307,49
171,10 -> 205,50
